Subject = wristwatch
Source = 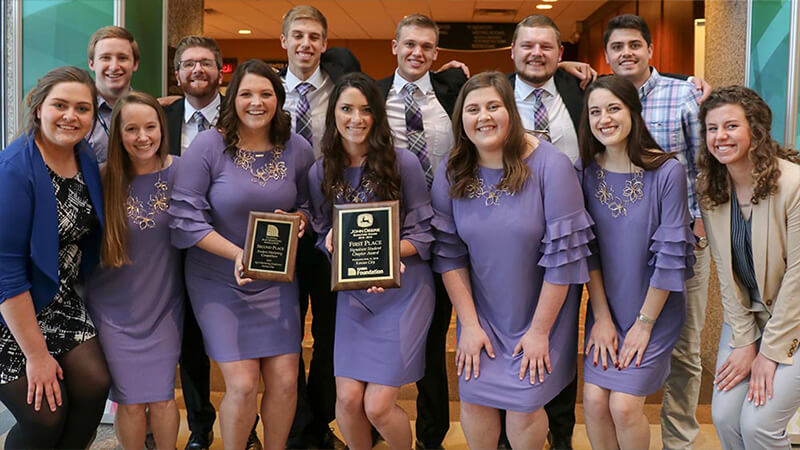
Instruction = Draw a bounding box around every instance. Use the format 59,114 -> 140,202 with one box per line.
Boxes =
696,236 -> 708,249
637,312 -> 656,325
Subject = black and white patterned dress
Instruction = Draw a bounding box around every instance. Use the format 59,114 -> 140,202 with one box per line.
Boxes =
0,167 -> 99,383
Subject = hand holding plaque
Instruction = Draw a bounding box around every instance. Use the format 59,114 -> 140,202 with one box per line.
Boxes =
242,211 -> 300,282
331,200 -> 401,291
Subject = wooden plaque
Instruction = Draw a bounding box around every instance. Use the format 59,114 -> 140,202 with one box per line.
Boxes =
331,200 -> 401,291
242,212 -> 300,282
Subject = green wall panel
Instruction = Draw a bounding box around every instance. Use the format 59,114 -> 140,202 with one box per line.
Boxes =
126,0 -> 164,97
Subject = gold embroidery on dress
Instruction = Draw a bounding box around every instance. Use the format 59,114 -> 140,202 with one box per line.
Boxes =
466,176 -> 514,206
127,171 -> 169,230
336,178 -> 373,203
233,147 -> 287,186
594,166 -> 643,218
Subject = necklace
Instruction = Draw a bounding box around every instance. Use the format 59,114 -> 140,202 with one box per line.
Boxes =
126,170 -> 169,230
594,165 -> 644,218
232,147 -> 287,186
336,177 -> 374,203
466,176 -> 514,206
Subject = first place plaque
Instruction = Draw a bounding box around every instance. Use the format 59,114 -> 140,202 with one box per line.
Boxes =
331,200 -> 401,291
242,212 -> 300,282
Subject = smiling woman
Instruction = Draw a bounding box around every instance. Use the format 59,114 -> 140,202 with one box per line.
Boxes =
0,66 -> 111,449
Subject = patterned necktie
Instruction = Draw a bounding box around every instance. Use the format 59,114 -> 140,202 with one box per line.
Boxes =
193,110 -> 209,133
295,82 -> 314,146
532,88 -> 551,142
402,83 -> 433,188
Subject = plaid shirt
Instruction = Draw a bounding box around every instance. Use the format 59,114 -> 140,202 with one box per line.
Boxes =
639,67 -> 702,218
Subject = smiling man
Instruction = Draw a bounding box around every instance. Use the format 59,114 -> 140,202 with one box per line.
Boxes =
86,26 -> 139,163
375,14 -> 467,449
603,14 -> 710,450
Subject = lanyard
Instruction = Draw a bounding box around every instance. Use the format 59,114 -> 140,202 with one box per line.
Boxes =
96,110 -> 110,137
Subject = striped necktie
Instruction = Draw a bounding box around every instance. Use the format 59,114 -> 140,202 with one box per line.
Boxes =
402,83 -> 433,188
192,110 -> 209,133
532,88 -> 550,141
295,82 -> 314,146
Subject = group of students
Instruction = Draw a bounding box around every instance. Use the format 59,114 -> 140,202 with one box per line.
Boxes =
0,5 -> 799,450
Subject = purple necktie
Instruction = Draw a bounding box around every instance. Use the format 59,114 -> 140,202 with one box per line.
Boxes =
532,88 -> 550,141
402,83 -> 433,187
192,110 -> 209,133
295,82 -> 314,146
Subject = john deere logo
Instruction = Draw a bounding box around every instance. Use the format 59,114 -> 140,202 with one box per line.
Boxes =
357,213 -> 373,228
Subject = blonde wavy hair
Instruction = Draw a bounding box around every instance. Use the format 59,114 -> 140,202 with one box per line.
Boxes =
697,86 -> 800,209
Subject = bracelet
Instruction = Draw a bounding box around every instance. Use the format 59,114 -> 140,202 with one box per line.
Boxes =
637,312 -> 656,325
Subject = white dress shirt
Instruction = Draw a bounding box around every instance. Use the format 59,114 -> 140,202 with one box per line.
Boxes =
385,70 -> 453,172
283,66 -> 333,159
515,76 -> 580,163
181,94 -> 221,155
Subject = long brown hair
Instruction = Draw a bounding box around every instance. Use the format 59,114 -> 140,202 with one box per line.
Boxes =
319,72 -> 401,206
578,75 -> 673,172
447,71 -> 530,198
101,91 -> 169,267
217,59 -> 291,157
697,85 -> 800,209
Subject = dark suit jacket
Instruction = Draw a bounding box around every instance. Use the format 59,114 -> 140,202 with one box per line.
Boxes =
163,94 -> 224,156
278,47 -> 361,84
375,68 -> 467,118
508,68 -> 584,131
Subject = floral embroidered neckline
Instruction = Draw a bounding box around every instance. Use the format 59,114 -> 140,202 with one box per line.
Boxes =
126,169 -> 169,230
466,176 -> 514,206
232,147 -> 287,186
593,164 -> 644,218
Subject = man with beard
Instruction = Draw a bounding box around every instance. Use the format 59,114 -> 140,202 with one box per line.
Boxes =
163,36 -> 262,450
86,26 -> 140,163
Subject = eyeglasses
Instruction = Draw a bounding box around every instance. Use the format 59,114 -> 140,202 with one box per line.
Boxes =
179,59 -> 217,70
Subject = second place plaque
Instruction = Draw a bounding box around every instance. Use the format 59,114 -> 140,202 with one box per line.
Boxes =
242,212 -> 300,282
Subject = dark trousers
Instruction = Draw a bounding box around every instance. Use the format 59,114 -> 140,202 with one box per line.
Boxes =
544,374 -> 578,442
179,298 -> 216,435
415,273 -> 453,447
290,232 -> 338,438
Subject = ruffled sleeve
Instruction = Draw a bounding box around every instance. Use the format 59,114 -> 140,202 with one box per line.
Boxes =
306,160 -> 332,257
398,150 -> 434,261
168,131 -> 220,249
538,147 -> 593,284
648,160 -> 696,291
291,134 -> 315,223
431,163 -> 469,273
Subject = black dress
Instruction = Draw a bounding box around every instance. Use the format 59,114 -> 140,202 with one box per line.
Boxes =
0,167 -> 98,383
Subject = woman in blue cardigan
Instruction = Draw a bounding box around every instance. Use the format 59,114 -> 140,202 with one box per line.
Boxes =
0,66 -> 110,449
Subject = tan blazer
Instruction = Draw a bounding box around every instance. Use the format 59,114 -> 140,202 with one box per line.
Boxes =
702,158 -> 800,365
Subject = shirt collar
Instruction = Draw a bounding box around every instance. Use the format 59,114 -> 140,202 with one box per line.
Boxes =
285,65 -> 325,92
392,70 -> 434,95
96,94 -> 113,112
638,66 -> 660,99
184,93 -> 222,123
515,74 -> 556,101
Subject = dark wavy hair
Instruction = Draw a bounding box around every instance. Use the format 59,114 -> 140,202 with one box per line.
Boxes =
320,72 -> 401,207
447,71 -> 531,198
218,59 -> 291,157
102,92 -> 169,267
697,85 -> 800,209
579,75 -> 673,172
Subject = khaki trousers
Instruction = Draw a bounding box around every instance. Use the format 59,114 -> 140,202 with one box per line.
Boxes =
661,247 -> 711,449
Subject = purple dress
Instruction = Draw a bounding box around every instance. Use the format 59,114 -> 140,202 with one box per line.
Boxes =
579,158 -> 695,395
307,149 -> 435,386
169,130 -> 314,362
85,161 -> 184,404
431,142 -> 592,412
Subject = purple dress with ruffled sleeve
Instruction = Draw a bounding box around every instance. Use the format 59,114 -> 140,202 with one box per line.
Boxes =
431,142 -> 593,412
579,158 -> 695,395
85,161 -> 184,404
307,149 -> 435,386
168,130 -> 314,362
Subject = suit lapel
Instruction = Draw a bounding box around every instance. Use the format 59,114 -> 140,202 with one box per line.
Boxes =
751,196 -> 769,298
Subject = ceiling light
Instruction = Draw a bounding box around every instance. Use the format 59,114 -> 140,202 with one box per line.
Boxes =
542,0 -> 558,2
238,29 -> 252,35
536,4 -> 553,9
